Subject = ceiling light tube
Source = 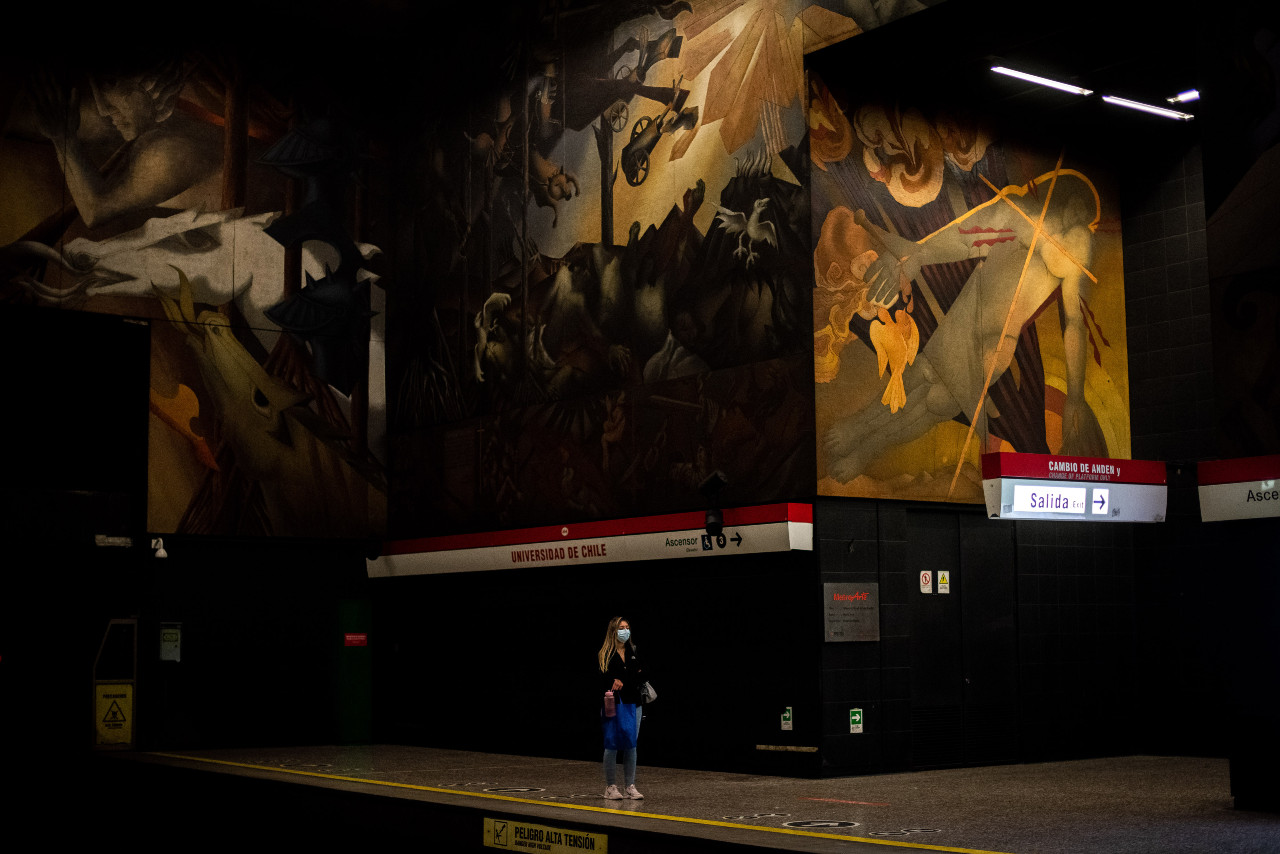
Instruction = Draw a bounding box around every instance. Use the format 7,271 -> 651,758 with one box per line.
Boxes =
991,66 -> 1093,96
1167,89 -> 1200,104
1102,95 -> 1194,120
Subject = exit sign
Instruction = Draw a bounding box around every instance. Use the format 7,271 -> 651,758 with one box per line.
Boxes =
850,708 -> 863,733
982,452 -> 1167,523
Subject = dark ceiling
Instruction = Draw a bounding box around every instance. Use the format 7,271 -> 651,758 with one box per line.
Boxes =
806,0 -> 1210,149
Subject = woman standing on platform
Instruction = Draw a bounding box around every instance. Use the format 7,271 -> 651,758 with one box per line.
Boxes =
598,616 -> 646,799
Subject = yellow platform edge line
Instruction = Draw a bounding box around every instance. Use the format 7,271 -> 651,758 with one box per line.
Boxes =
147,752 -> 1015,854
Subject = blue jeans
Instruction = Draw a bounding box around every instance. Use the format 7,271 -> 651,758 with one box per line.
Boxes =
603,708 -> 642,787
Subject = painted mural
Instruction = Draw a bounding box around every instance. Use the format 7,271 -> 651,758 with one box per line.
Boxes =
388,1 -> 938,536
0,1 -> 943,541
810,75 -> 1131,503
393,3 -> 802,534
0,54 -> 388,538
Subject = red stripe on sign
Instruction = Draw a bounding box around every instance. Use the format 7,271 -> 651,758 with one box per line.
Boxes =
981,452 -> 1166,484
1197,455 -> 1280,486
382,503 -> 811,556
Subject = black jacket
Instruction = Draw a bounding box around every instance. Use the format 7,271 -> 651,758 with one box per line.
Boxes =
599,645 -> 647,706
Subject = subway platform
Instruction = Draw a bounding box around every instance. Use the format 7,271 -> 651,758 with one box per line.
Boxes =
82,746 -> 1278,853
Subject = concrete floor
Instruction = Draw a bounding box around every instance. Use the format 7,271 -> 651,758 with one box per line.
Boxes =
121,746 -> 1280,853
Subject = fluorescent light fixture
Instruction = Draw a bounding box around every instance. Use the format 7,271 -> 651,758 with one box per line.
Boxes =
991,65 -> 1093,96
1167,89 -> 1200,104
1102,95 -> 1194,120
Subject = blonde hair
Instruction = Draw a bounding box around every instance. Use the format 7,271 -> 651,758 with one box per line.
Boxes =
597,616 -> 628,673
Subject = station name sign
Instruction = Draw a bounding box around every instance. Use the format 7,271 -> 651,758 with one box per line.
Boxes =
982,453 -> 1167,523
1197,455 -> 1280,522
367,503 -> 814,577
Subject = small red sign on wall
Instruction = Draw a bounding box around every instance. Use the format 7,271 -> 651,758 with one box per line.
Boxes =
344,633 -> 368,647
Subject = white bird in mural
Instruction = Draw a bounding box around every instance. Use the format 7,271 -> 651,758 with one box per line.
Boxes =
715,197 -> 777,268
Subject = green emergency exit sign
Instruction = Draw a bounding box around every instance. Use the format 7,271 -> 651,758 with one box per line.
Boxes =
849,708 -> 863,733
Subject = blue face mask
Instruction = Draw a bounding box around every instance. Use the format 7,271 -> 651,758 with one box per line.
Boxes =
617,628 -> 631,643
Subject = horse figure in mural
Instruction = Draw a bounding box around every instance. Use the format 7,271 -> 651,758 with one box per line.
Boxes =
154,267 -> 385,537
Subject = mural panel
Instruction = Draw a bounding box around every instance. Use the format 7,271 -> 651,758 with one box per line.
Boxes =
1,1 -> 945,540
386,2 -> 936,535
810,74 -> 1131,502
1,53 -> 387,538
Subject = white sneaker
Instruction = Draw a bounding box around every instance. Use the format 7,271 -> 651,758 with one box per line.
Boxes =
625,785 -> 644,799
604,785 -> 624,800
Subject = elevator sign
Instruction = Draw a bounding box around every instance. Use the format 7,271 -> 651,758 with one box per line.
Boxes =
1198,455 -> 1280,522
982,453 -> 1167,523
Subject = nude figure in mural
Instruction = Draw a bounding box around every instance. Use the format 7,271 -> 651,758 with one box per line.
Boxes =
823,168 -> 1101,483
30,62 -> 220,229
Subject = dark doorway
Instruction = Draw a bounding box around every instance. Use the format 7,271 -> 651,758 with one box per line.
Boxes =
907,509 -> 1018,768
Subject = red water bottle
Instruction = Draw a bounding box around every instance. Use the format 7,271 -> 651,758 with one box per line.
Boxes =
604,690 -> 616,717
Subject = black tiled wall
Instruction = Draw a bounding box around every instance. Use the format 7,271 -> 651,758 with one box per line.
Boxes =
1014,521 -> 1137,760
1122,141 -> 1215,463
816,500 -> 899,774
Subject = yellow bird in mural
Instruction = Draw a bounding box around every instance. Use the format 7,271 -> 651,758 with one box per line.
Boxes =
868,300 -> 920,414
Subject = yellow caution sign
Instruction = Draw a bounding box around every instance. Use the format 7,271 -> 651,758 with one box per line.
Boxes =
484,817 -> 607,853
94,682 -> 134,747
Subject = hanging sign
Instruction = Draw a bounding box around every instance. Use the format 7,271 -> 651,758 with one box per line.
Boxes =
1198,455 -> 1280,522
369,504 -> 813,577
981,453 -> 1167,523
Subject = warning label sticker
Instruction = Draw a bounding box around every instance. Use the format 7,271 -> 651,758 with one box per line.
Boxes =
484,818 -> 607,853
94,683 -> 133,746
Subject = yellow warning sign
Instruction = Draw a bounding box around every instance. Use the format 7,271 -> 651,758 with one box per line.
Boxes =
94,683 -> 134,747
484,818 -> 607,853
